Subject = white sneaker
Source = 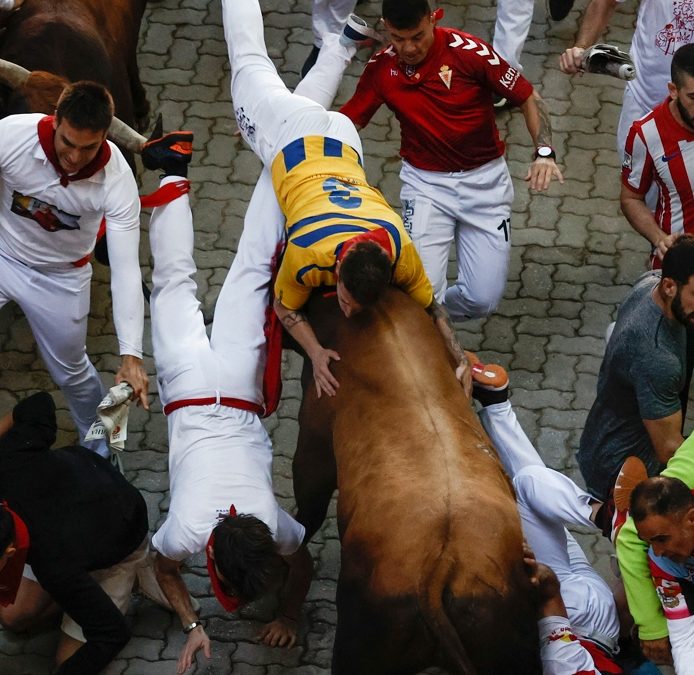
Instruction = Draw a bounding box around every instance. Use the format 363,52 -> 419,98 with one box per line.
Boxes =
339,14 -> 383,49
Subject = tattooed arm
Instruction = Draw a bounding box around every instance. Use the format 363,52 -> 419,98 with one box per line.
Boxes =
274,298 -> 341,397
427,300 -> 472,398
520,89 -> 564,191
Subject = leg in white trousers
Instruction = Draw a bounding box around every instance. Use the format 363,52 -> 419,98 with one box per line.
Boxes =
311,0 -> 357,47
479,401 -> 621,648
492,0 -> 535,71
0,252 -> 108,456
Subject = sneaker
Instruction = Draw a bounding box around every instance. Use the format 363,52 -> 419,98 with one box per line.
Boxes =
142,114 -> 194,177
546,0 -> 575,22
339,14 -> 383,49
466,351 -> 510,406
613,456 -> 648,513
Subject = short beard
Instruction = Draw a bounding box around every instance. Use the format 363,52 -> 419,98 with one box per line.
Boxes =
672,288 -> 694,328
677,98 -> 694,130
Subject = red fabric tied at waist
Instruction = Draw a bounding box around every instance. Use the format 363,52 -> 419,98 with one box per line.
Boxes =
163,396 -> 264,417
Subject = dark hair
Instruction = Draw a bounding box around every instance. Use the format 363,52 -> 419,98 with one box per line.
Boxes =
55,81 -> 114,132
212,514 -> 285,602
382,0 -> 431,29
339,241 -> 392,306
661,233 -> 694,285
0,505 -> 14,554
671,44 -> 694,89
631,476 -> 694,524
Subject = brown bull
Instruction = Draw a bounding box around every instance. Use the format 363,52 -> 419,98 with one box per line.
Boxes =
0,0 -> 149,130
292,288 -> 541,674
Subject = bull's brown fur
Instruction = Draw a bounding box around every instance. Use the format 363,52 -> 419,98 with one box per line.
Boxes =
294,288 -> 541,674
0,0 -> 149,130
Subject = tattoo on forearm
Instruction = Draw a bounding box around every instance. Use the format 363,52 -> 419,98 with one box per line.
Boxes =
428,301 -> 465,362
535,96 -> 553,148
280,311 -> 308,330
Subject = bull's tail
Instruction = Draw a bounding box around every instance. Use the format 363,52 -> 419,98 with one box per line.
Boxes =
420,561 -> 478,675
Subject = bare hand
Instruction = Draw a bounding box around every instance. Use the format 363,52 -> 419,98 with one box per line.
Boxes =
640,637 -> 673,666
258,616 -> 298,648
653,233 -> 679,262
115,354 -> 149,409
559,47 -> 586,74
455,358 -> 472,399
177,626 -> 211,674
525,158 -> 564,191
522,541 -> 539,586
310,347 -> 341,398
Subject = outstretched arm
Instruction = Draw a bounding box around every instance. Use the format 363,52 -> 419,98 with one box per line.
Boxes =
274,299 -> 341,398
427,300 -> 472,398
559,0 -> 619,73
520,90 -> 564,191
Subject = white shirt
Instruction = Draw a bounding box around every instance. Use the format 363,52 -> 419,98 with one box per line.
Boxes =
0,113 -> 144,356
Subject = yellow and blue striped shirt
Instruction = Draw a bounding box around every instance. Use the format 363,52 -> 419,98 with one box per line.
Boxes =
271,136 -> 433,311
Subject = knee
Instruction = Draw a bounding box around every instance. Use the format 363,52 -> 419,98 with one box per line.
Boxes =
444,282 -> 503,321
0,607 -> 34,633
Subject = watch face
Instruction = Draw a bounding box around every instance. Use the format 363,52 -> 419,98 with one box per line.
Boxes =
537,146 -> 553,157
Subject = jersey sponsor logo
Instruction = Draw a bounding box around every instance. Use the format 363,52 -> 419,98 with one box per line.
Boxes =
390,68 -> 399,76
498,66 -> 520,91
452,35 -> 500,66
622,152 -> 632,171
661,149 -> 683,162
11,192 -> 80,232
438,64 -> 452,89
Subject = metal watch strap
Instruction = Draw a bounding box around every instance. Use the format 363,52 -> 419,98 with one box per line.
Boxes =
182,620 -> 204,634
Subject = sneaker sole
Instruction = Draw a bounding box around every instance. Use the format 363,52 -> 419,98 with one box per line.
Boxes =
613,456 -> 648,513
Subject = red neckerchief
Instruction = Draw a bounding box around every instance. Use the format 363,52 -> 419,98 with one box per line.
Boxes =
37,115 -> 111,188
0,503 -> 30,608
335,227 -> 393,262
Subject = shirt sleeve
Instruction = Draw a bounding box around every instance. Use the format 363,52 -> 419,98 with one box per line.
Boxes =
622,122 -> 655,195
630,352 -> 682,421
340,56 -> 385,128
392,241 -> 434,309
104,169 -> 144,358
616,432 -> 694,640
273,245 -> 313,311
274,508 -> 305,556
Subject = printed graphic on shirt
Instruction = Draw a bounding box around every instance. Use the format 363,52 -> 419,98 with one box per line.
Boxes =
655,1 -> 694,55
11,191 -> 80,232
448,34 -> 500,67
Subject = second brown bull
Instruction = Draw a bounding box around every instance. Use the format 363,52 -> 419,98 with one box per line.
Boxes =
291,288 -> 541,674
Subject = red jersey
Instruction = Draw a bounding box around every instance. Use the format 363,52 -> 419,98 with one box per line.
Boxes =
622,98 -> 694,268
340,26 -> 533,172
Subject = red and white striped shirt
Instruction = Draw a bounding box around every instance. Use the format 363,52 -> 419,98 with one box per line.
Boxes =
622,98 -> 694,247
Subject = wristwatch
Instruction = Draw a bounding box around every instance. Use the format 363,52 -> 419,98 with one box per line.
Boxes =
534,146 -> 556,160
182,620 -> 204,634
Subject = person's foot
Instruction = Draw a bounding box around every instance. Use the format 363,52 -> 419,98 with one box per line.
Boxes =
546,0 -> 575,22
466,351 -> 509,406
339,14 -> 383,49
141,114 -> 194,177
300,44 -> 321,79
613,455 -> 648,513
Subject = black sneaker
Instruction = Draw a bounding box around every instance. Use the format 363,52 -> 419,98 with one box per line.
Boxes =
142,114 -> 193,177
546,0 -> 575,22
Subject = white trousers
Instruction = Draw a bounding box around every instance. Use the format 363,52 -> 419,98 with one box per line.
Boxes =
479,401 -> 621,651
311,0 -> 357,47
223,0 -> 361,169
668,614 -> 694,675
0,250 -> 107,456
400,158 -> 513,321
492,0 -> 535,71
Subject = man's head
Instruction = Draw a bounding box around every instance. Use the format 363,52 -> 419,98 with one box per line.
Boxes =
336,241 -> 392,317
382,0 -> 437,67
669,44 -> 694,130
207,514 -> 286,609
0,505 -> 16,575
53,81 -> 113,174
631,476 -> 694,563
659,234 -> 694,328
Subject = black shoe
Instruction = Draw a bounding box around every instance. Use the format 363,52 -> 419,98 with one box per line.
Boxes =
141,114 -> 193,177
546,0 -> 575,22
301,44 -> 320,79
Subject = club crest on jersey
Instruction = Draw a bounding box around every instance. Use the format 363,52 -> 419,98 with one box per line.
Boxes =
405,64 -> 419,79
438,65 -> 452,89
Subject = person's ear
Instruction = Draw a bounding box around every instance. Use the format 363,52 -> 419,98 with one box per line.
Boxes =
668,81 -> 678,102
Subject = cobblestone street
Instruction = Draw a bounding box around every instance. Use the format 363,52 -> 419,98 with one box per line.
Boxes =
0,0 -> 690,673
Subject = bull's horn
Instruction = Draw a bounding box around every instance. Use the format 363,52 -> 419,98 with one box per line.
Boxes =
0,59 -> 31,88
108,117 -> 147,154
